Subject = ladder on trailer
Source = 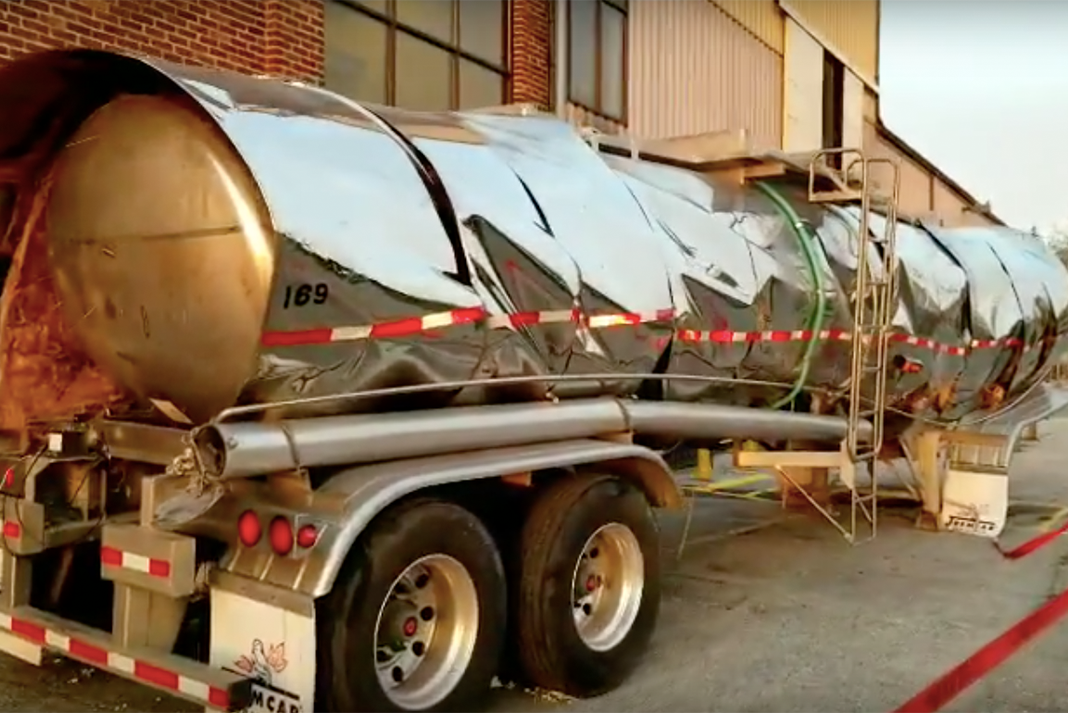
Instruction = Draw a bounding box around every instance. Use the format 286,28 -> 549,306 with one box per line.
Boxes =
805,148 -> 901,543
577,129 -> 905,546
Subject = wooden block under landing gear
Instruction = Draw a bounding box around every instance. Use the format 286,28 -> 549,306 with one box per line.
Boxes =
777,466 -> 833,510
915,509 -> 940,532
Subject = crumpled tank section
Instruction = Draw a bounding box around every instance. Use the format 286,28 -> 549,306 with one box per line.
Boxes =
0,49 -> 1062,435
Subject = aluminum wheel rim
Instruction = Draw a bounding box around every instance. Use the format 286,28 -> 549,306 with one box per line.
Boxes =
373,554 -> 480,710
570,522 -> 644,652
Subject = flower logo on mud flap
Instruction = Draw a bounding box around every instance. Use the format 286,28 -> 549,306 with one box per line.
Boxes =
234,639 -> 288,686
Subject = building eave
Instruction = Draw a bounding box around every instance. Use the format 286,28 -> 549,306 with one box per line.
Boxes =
874,118 -> 1006,227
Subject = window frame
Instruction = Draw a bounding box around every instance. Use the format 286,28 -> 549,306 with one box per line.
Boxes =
325,0 -> 512,111
566,0 -> 628,122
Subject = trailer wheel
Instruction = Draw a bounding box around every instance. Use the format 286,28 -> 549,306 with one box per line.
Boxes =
515,474 -> 660,697
319,499 -> 506,712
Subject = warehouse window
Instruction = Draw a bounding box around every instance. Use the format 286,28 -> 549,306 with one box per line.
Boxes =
324,0 -> 508,112
568,0 -> 627,121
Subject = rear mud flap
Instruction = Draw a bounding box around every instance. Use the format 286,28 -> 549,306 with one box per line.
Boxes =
210,587 -> 316,713
940,468 -> 1008,538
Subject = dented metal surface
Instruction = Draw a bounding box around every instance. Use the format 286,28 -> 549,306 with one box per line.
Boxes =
0,49 -> 1065,434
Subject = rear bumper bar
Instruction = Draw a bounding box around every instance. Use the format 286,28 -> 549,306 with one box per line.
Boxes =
0,605 -> 252,710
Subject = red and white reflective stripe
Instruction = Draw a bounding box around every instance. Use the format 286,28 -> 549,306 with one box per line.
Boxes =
100,545 -> 171,578
485,308 -> 580,330
0,611 -> 230,708
586,308 -> 677,329
677,328 -> 1029,355
263,307 -> 677,346
261,306 -> 1035,355
486,308 -> 677,330
890,334 -> 969,356
972,337 -> 1025,349
261,307 -> 488,347
678,328 -> 852,344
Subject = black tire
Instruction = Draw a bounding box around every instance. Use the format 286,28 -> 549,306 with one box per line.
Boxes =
318,498 -> 507,712
515,474 -> 660,697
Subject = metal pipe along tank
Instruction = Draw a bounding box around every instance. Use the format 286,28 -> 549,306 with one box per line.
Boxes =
197,398 -> 870,479
0,49 -> 1063,445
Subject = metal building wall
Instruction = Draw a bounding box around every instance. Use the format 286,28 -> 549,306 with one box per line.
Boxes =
714,0 -> 880,85
779,0 -> 879,83
712,0 -> 784,54
863,119 -> 933,220
627,0 -> 783,148
782,16 -> 822,152
864,122 -> 1001,228
932,182 -> 998,228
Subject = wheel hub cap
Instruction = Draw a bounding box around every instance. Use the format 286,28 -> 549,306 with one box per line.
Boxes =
570,522 -> 645,652
373,554 -> 480,710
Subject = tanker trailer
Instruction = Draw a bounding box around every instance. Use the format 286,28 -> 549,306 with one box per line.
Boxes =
0,48 -> 1060,713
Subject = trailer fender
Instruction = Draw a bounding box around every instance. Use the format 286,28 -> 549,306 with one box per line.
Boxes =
306,438 -> 679,599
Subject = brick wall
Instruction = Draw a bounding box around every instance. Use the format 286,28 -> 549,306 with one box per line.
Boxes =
0,0 -> 553,107
510,0 -> 553,109
263,0 -> 323,81
0,0 -> 324,82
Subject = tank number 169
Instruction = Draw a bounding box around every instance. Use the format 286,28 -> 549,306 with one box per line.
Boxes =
283,283 -> 329,309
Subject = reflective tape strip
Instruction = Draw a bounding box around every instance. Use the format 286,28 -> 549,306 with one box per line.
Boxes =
100,545 -> 171,578
263,307 -> 674,345
678,329 -> 1025,355
0,612 -> 231,709
261,307 -> 489,347
485,308 -> 579,330
261,306 -> 1033,355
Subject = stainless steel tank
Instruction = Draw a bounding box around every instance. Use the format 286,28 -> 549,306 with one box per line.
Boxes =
46,93 -> 276,423
0,49 -> 1063,427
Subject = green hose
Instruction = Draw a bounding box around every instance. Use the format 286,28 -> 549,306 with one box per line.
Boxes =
752,181 -> 829,410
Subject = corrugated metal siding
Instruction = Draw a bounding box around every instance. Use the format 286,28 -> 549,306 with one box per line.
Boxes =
781,0 -> 879,83
711,0 -> 784,54
863,120 -> 932,220
628,0 -> 782,147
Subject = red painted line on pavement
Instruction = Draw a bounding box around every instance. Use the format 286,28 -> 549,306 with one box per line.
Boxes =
995,519 -> 1068,560
893,585 -> 1068,713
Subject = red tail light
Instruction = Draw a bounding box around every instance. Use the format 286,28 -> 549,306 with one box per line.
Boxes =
900,358 -> 924,374
269,516 -> 294,556
238,510 -> 261,547
296,524 -> 318,549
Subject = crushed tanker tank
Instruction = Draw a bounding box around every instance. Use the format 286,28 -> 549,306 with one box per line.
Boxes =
0,49 -> 1065,436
